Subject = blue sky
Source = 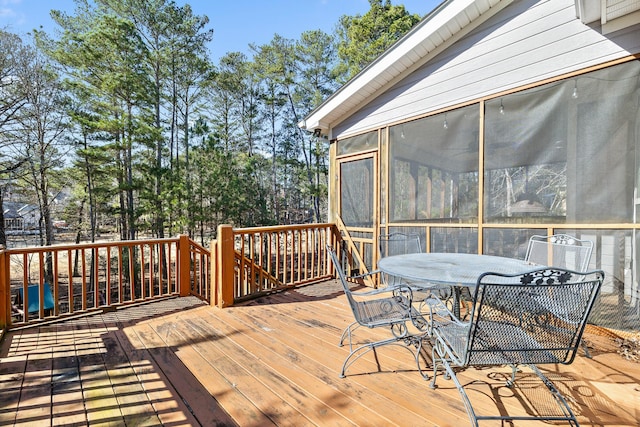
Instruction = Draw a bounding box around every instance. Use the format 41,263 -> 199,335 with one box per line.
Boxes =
0,0 -> 442,62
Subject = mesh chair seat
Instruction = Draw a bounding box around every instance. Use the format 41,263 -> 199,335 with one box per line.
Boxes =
352,295 -> 416,327
437,320 -> 568,366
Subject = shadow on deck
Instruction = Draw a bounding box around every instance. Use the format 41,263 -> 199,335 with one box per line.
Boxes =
1,280 -> 638,426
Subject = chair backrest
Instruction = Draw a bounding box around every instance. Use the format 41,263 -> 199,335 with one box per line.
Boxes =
525,234 -> 593,272
327,246 -> 360,313
379,233 -> 421,258
463,268 -> 603,367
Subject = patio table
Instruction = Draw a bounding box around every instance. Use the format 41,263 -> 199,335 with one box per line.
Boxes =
377,253 -> 537,318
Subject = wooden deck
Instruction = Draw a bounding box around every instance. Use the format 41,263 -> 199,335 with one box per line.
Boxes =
0,279 -> 638,426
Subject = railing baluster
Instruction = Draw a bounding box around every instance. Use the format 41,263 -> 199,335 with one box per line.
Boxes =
21,253 -> 28,322
258,233 -> 262,290
93,247 -> 99,308
4,236 -> 202,327
146,243 -> 151,298
81,248 -> 87,311
118,246 -> 124,304
53,251 -> 59,316
106,246 -> 112,306
140,244 -> 146,300
38,252 -> 44,319
288,230 -> 293,284
250,233 -> 256,295
297,230 -> 302,283
165,242 -> 171,295
147,243 -> 152,298
129,246 -> 135,301
158,243 -> 162,296
239,234 -> 245,296
67,249 -> 73,314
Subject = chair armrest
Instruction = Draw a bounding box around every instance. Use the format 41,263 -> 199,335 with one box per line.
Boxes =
350,268 -> 381,280
426,293 -> 468,327
350,269 -> 414,295
351,283 -> 414,300
430,304 -> 471,366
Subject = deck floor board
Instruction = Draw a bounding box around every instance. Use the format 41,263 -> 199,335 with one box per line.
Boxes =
1,281 -> 639,426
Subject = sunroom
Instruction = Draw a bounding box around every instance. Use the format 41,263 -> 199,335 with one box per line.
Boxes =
302,0 -> 640,335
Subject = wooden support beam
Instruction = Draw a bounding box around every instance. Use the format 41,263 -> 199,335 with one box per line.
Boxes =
217,224 -> 235,308
179,235 -> 191,297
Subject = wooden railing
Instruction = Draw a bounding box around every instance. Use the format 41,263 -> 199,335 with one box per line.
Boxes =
0,224 -> 345,330
0,235 -> 210,330
183,236 -> 211,302
211,223 -> 339,306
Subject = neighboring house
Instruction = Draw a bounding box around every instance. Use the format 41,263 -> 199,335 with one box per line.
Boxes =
16,204 -> 40,229
301,0 -> 640,333
3,202 -> 40,232
3,204 -> 23,231
3,189 -> 70,234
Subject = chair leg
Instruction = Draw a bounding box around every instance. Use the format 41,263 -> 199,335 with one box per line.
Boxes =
339,321 -> 359,349
429,343 -> 479,426
430,359 -> 580,427
429,339 -> 445,389
412,335 -> 430,380
525,364 -> 580,426
505,364 -> 518,387
340,336 -> 422,378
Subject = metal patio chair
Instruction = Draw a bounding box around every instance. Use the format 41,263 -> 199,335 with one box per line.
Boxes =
428,267 -> 603,426
525,234 -> 593,272
327,246 -> 429,378
525,233 -> 595,356
378,233 -> 422,287
379,232 -> 422,259
378,233 -> 445,310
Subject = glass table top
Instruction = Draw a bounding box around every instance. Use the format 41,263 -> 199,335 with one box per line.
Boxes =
377,253 -> 539,287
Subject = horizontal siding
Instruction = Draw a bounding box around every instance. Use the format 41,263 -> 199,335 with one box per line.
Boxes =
334,0 -> 640,138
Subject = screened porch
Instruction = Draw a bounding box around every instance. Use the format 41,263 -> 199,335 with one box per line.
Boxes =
333,59 -> 640,336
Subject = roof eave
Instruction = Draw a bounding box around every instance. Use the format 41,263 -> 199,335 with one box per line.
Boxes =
301,0 -> 512,136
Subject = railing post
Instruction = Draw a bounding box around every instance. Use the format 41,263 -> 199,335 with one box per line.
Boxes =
178,234 -> 191,297
0,245 -> 9,330
217,224 -> 234,308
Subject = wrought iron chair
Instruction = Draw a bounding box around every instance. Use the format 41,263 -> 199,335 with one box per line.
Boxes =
429,267 -> 603,427
379,232 -> 422,258
327,246 -> 429,378
378,233 -> 444,310
525,233 -> 594,356
525,234 -> 593,272
378,233 -> 421,286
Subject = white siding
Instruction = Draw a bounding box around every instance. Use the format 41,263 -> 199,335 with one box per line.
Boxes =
333,0 -> 640,138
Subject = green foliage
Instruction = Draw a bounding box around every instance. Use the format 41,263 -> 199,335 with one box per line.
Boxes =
1,0 -> 426,244
335,0 -> 421,82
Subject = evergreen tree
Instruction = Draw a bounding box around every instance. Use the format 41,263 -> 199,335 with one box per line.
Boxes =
335,0 -> 421,82
0,30 -> 30,246
1,0 -> 426,246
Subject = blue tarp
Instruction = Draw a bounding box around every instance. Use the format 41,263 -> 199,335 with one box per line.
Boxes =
18,284 -> 55,313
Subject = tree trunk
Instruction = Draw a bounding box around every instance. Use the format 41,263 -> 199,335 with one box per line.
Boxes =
0,191 -> 6,247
